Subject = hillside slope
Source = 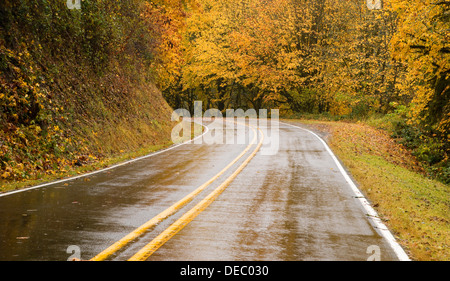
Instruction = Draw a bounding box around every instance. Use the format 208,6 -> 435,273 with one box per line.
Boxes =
0,1 -> 174,190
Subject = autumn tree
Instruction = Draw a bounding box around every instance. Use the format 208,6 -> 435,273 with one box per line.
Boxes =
177,0 -> 405,116
389,0 -> 449,138
388,0 -> 449,175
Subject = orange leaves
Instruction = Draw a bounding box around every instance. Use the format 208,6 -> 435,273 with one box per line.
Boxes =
141,0 -> 187,90
389,0 -> 450,127
182,0 -> 304,98
1,167 -> 12,179
329,122 -> 424,174
386,2 -> 450,176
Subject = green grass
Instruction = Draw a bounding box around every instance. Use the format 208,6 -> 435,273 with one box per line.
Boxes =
345,153 -> 449,261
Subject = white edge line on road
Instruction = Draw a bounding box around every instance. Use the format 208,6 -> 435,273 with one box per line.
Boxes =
281,121 -> 410,261
0,121 -> 209,198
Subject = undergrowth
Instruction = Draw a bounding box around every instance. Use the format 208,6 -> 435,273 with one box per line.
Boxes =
0,0 -> 174,190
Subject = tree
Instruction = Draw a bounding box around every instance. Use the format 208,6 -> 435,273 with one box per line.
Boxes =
389,0 -> 449,140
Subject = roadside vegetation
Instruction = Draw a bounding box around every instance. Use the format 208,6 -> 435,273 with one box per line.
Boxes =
0,0 -> 178,191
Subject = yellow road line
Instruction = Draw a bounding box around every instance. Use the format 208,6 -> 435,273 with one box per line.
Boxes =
128,127 -> 264,261
90,120 -> 256,261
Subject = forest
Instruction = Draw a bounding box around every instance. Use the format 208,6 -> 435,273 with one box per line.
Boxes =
0,0 -> 449,184
161,0 -> 449,183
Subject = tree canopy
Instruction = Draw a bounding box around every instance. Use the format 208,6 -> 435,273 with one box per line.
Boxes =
161,0 -> 449,182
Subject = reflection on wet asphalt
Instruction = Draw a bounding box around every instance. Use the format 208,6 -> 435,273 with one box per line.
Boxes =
0,120 -> 400,261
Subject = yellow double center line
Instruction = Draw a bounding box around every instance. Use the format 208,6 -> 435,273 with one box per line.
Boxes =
91,121 -> 263,261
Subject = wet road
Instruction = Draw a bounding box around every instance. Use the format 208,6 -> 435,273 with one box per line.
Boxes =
0,119 -> 406,261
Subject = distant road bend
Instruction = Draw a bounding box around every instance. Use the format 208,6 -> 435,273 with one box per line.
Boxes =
0,118 -> 409,261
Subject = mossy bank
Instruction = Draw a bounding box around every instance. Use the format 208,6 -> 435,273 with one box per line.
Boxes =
0,1 -> 174,192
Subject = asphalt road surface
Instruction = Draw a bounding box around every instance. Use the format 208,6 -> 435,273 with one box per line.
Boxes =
0,119 -> 408,261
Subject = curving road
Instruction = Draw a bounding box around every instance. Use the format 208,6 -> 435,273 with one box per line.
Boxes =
0,119 -> 408,261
